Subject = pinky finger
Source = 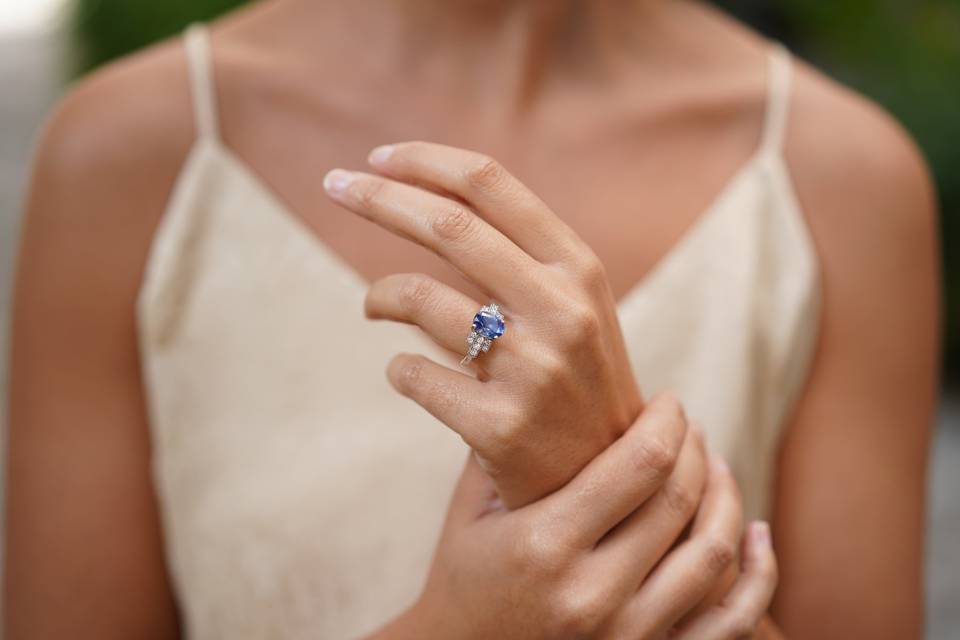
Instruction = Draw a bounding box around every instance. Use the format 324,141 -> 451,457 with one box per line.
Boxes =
386,353 -> 501,450
672,521 -> 779,640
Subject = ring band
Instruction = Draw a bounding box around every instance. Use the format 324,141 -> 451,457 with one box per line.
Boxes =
460,302 -> 505,367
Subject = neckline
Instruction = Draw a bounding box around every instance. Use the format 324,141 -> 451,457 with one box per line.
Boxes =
179,24 -> 791,315
191,137 -> 776,315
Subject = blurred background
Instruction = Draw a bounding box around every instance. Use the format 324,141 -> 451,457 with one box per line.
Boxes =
1,0 -> 957,635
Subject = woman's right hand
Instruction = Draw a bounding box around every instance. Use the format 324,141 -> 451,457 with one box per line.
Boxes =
369,394 -> 771,639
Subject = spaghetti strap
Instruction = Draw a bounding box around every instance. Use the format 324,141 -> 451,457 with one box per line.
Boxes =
760,42 -> 792,154
183,23 -> 220,141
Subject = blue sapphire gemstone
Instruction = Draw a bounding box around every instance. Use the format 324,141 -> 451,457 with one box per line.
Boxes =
473,308 -> 505,340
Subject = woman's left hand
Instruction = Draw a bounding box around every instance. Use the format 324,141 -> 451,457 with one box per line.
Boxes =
669,521 -> 782,640
324,141 -> 643,508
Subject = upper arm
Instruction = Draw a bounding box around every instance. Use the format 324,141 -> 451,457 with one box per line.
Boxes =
770,66 -> 940,639
3,45 -> 193,639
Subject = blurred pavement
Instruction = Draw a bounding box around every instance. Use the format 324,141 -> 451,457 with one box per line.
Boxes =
0,26 -> 957,638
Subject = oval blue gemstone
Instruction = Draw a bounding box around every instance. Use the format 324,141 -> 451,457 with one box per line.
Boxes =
473,309 -> 505,340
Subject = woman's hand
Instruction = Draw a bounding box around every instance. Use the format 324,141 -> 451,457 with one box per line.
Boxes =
326,143 -> 779,635
324,142 -> 642,507
671,522 -> 780,639
370,395 -> 761,639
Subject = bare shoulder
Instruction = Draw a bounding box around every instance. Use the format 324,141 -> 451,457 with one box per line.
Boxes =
782,59 -> 940,382
18,33 -> 202,327
784,60 -> 938,282
29,35 -> 195,233
690,2 -> 939,360
691,1 -> 937,258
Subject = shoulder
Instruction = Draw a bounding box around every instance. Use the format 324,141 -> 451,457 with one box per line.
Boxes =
18,34 -> 199,330
784,59 -> 938,271
31,35 -> 196,222
782,58 -> 940,376
686,4 -> 939,342
687,2 -> 937,252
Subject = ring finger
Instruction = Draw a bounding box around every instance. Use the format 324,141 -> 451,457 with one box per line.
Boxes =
365,273 -> 514,374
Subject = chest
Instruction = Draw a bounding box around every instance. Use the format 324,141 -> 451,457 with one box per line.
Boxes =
217,88 -> 759,300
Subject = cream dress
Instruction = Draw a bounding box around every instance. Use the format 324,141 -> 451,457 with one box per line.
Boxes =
135,24 -> 821,639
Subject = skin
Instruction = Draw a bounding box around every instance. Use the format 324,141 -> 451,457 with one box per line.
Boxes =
371,412 -> 774,639
4,0 -> 939,638
327,141 -> 777,634
339,140 -> 645,510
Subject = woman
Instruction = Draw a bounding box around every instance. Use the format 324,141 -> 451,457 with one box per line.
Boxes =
4,0 -> 939,638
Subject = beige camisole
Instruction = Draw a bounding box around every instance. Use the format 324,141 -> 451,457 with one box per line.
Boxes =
135,24 -> 821,639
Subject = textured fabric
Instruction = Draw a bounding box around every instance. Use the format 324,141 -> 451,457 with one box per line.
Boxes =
135,23 -> 821,639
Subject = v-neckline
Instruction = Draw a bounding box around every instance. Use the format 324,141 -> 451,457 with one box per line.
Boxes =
192,137 -> 772,314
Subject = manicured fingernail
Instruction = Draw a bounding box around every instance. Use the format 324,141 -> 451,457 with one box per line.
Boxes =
368,145 -> 395,165
751,521 -> 771,546
323,169 -> 353,196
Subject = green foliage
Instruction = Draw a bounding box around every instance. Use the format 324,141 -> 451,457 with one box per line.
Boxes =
69,0 -> 960,376
70,0 -> 248,76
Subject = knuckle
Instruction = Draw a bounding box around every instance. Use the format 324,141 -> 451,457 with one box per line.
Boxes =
558,302 -> 600,347
463,155 -> 507,191
702,535 -> 737,574
431,204 -> 477,243
396,275 -> 436,315
354,176 -> 385,208
392,355 -> 425,395
572,252 -> 607,288
635,436 -> 678,478
550,585 -> 611,638
514,521 -> 568,573
484,413 -> 523,457
661,479 -> 696,518
533,352 -> 568,387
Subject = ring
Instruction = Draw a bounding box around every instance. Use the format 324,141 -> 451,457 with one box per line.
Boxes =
460,302 -> 505,367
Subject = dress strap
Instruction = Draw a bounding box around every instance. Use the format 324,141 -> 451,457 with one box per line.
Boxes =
760,43 -> 793,154
183,23 -> 221,141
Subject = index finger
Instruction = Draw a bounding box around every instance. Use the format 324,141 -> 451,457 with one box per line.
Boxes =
367,141 -> 583,263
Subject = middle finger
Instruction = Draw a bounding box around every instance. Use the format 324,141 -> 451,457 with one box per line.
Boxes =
324,169 -> 543,309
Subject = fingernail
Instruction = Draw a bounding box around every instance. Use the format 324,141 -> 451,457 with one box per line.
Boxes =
323,169 -> 353,196
368,145 -> 395,166
751,521 -> 771,547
